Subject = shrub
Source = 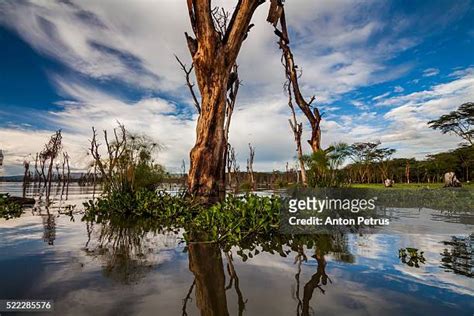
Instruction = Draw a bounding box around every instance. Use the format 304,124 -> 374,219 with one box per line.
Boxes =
0,195 -> 23,220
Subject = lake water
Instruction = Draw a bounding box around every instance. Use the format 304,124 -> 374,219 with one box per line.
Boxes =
0,182 -> 473,316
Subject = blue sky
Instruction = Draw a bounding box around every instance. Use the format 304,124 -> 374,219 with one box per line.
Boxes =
0,0 -> 473,175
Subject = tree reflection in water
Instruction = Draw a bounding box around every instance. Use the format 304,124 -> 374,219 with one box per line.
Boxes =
293,234 -> 353,316
440,234 -> 473,278
83,215 -> 356,316
83,215 -> 472,316
42,211 -> 56,245
83,217 -> 179,284
187,240 -> 230,316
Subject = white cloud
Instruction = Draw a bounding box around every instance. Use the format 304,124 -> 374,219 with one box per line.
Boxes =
372,92 -> 391,101
393,85 -> 404,93
0,0 -> 472,175
351,100 -> 369,111
422,67 -> 440,77
379,70 -> 474,156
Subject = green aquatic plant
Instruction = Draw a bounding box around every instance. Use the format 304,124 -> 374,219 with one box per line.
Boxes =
399,247 -> 426,268
83,191 -> 283,246
0,194 -> 23,220
186,194 -> 281,243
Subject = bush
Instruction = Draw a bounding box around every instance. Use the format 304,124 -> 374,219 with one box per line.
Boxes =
0,195 -> 23,220
83,190 -> 282,245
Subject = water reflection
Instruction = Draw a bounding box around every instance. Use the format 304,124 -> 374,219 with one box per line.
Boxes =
1,183 -> 473,315
42,211 -> 56,245
83,217 -> 181,284
79,211 -> 474,315
188,241 -> 230,316
440,234 -> 473,277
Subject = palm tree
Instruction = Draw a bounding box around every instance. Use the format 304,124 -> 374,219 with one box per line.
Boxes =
304,142 -> 350,187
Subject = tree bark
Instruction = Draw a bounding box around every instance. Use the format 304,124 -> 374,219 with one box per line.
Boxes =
185,0 -> 263,204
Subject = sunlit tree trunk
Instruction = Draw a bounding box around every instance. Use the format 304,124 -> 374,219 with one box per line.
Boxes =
185,0 -> 264,204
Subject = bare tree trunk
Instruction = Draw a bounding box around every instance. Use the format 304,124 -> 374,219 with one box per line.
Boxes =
226,144 -> 237,189
184,0 -> 264,204
288,88 -> 307,186
34,153 -> 39,183
268,1 -> 322,153
247,143 -> 256,190
405,161 -> 410,184
23,160 -> 30,198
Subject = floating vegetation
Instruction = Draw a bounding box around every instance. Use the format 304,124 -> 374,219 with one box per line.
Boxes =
399,248 -> 426,268
0,194 -> 23,220
83,190 -> 282,246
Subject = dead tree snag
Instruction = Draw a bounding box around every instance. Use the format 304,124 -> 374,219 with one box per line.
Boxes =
184,0 -> 264,204
287,87 -> 307,186
268,0 -> 322,153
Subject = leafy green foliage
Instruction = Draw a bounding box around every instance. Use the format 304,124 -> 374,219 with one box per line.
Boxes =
83,191 -> 282,246
428,102 -> 473,145
187,194 -> 281,243
399,247 -> 426,268
0,195 -> 23,220
304,142 -> 351,187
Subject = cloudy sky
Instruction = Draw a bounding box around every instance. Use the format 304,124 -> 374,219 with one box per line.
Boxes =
0,0 -> 473,176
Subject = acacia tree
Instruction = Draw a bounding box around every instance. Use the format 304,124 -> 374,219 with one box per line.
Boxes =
374,147 -> 396,182
183,0 -> 265,204
428,102 -> 474,146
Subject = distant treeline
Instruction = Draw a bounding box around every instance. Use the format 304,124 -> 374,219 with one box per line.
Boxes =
342,145 -> 473,184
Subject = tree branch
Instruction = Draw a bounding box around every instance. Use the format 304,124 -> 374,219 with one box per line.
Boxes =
175,55 -> 201,114
270,1 -> 322,152
224,0 -> 265,64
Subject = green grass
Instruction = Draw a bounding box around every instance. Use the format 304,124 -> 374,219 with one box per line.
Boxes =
350,182 -> 474,190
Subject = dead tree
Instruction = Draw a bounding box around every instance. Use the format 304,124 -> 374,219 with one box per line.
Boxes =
222,64 -> 241,185
61,152 -> 70,186
61,155 -> 66,185
40,130 -> 62,198
55,163 -> 60,182
183,0 -> 265,204
39,153 -> 47,185
34,153 -> 40,183
405,160 -> 410,184
226,144 -> 235,189
268,0 -> 322,153
287,86 -> 307,186
228,145 -> 240,191
61,152 -> 70,198
89,124 -> 127,191
247,143 -> 255,190
23,159 -> 30,197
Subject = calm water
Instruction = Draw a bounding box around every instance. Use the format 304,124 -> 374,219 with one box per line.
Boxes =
0,183 -> 473,316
